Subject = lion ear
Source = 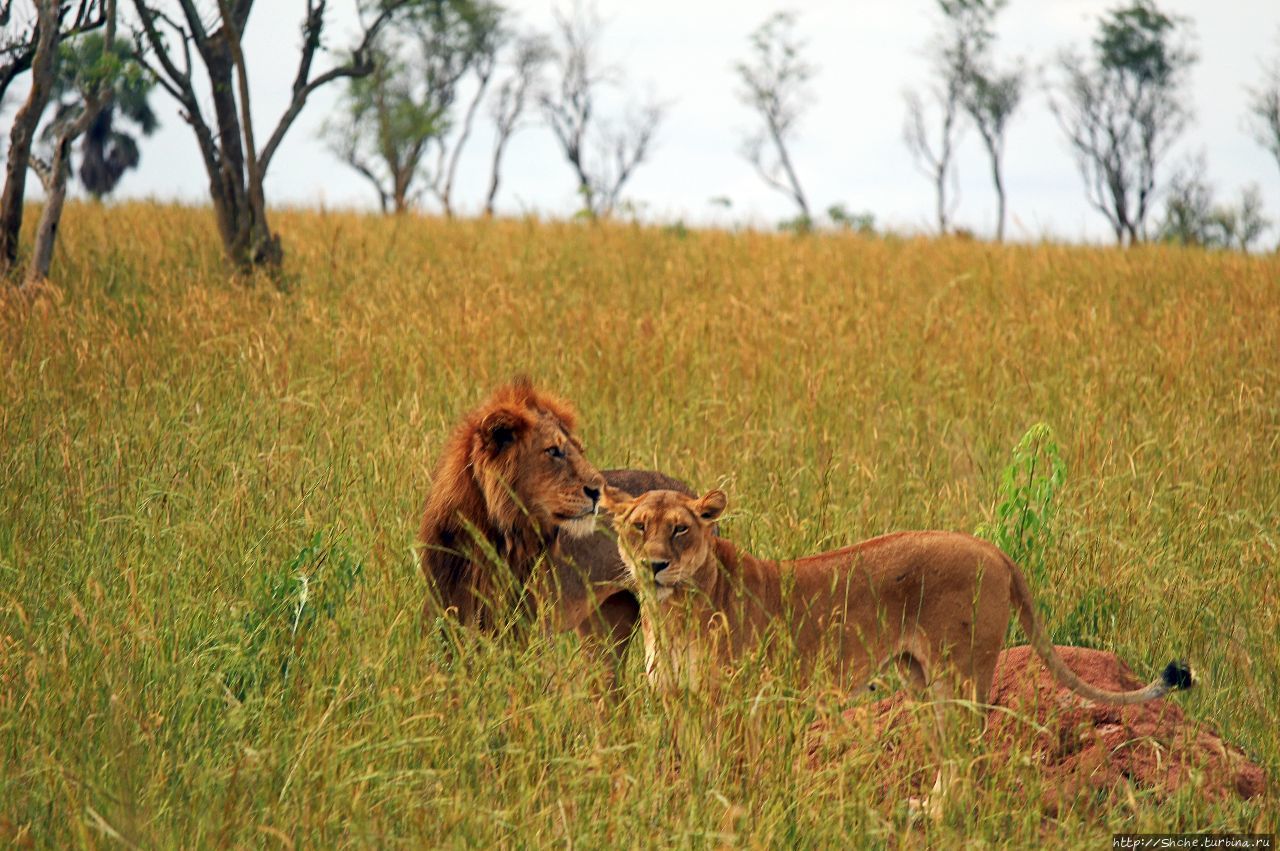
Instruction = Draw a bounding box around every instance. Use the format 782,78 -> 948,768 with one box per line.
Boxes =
600,485 -> 634,518
478,407 -> 530,455
695,489 -> 727,522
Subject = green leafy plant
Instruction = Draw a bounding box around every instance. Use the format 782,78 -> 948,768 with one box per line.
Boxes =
976,422 -> 1066,587
977,423 -> 1118,647
223,531 -> 365,699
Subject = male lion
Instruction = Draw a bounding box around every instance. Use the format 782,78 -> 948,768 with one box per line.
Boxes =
602,486 -> 1194,813
418,378 -> 694,650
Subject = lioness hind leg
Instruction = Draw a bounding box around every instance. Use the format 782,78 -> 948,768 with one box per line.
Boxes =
892,651 -> 929,692
921,676 -> 958,822
904,658 -> 971,823
883,647 -> 944,821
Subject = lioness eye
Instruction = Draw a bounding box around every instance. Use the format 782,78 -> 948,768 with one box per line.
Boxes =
546,445 -> 565,459
673,525 -> 689,537
632,522 -> 645,533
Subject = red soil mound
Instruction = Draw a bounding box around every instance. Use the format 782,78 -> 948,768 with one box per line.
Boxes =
808,645 -> 1266,812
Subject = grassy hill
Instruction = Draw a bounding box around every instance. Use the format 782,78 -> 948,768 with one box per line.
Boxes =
1,203 -> 1275,845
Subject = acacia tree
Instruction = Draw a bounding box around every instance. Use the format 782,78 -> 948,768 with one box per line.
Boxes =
131,0 -> 412,270
483,33 -> 549,215
52,32 -> 158,199
0,0 -> 108,278
324,0 -> 504,215
1246,40 -> 1280,182
539,2 -> 664,218
733,10 -> 814,223
1052,0 -> 1196,245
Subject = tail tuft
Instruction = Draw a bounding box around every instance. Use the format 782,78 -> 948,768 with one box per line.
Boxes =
1161,660 -> 1195,691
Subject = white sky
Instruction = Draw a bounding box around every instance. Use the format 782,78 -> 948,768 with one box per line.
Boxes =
88,1 -> 1280,241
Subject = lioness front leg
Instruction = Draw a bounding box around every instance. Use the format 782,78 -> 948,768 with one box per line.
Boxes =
575,590 -> 641,689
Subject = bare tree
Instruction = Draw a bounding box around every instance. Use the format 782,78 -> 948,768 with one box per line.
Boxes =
1,0 -> 108,277
962,68 -> 1020,241
1051,0 -> 1196,245
945,0 -> 1022,241
27,0 -> 118,283
1246,39 -> 1280,181
484,33 -> 549,215
324,0 -> 504,216
1159,156 -> 1270,251
904,0 -> 1000,236
903,87 -> 962,235
539,2 -> 664,218
428,2 -> 503,216
733,10 -> 813,223
1218,185 -> 1270,252
130,0 -> 411,270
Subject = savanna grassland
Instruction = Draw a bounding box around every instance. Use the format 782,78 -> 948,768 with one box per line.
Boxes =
1,203 -> 1277,847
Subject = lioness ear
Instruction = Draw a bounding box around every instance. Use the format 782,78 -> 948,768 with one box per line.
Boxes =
695,489 -> 727,522
600,485 -> 634,517
478,407 -> 530,455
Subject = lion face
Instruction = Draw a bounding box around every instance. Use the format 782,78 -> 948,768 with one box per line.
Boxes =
602,488 -> 727,600
470,398 -> 605,541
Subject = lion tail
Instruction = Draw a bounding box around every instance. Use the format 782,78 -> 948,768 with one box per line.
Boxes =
1006,555 -> 1194,704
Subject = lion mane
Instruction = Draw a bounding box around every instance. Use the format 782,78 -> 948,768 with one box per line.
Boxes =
418,378 -> 586,627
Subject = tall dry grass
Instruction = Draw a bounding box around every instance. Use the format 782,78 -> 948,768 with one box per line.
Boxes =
1,202 -> 1276,846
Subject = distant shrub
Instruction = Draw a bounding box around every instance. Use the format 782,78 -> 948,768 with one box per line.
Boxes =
778,214 -> 814,235
663,219 -> 690,239
827,204 -> 876,235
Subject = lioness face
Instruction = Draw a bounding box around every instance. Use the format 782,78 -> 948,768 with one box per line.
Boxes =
602,488 -> 727,600
474,405 -> 605,540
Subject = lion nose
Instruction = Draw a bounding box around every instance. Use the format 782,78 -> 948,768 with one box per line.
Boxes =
648,560 -> 669,575
583,485 -> 601,503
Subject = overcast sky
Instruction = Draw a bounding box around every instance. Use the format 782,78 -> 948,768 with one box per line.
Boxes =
82,1 -> 1280,241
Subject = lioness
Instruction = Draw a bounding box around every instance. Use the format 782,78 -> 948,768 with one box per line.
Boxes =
418,379 -> 695,653
604,486 -> 1194,814
602,486 -> 1193,708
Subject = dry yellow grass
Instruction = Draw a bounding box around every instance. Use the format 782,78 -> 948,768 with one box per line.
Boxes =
1,202 -> 1276,846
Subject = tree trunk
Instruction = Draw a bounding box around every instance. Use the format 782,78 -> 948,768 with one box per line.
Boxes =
935,166 -> 948,235
773,134 -> 809,220
991,154 -> 1006,243
200,29 -> 280,270
393,169 -> 411,215
0,0 -> 59,278
439,69 -> 493,220
484,134 -> 509,216
27,153 -> 71,284
24,0 -> 118,285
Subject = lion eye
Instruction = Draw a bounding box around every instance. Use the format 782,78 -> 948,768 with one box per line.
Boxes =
672,525 -> 689,537
545,445 -> 565,459
632,522 -> 645,533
